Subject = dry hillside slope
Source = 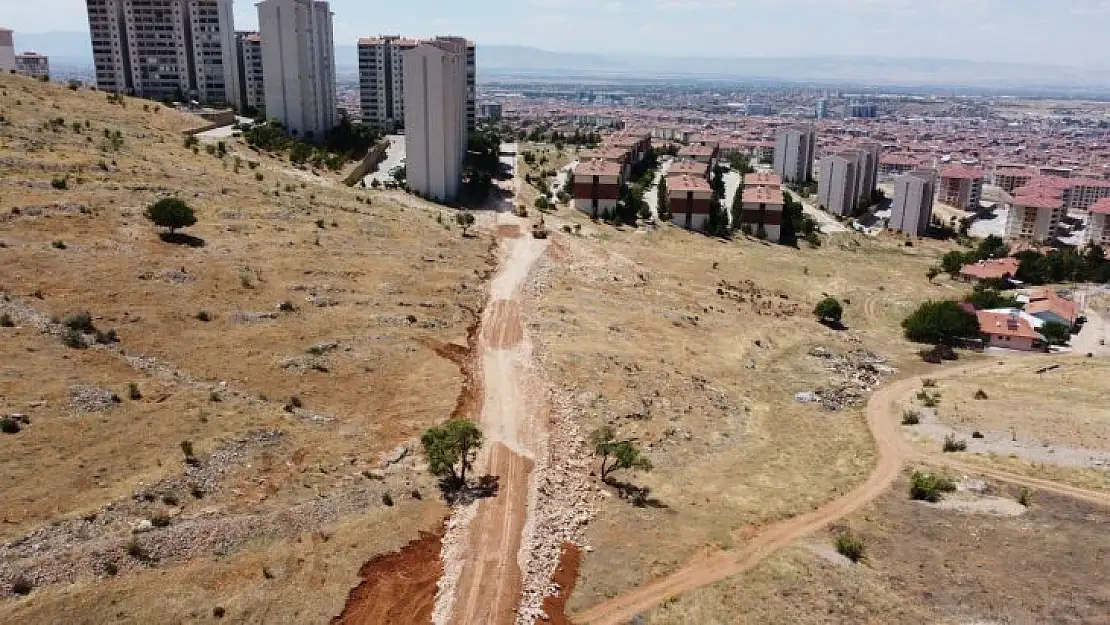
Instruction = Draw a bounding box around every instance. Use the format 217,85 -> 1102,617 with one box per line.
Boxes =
0,74 -> 490,622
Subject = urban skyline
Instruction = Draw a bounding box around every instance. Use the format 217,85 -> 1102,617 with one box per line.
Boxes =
6,0 -> 1110,70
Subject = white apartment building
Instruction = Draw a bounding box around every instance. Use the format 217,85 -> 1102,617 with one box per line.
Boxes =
0,28 -> 15,73
889,169 -> 936,236
257,0 -> 337,139
358,35 -> 475,133
1089,199 -> 1110,246
84,0 -> 240,106
235,31 -> 265,113
15,52 -> 50,79
403,37 -> 468,202
773,125 -> 816,185
817,151 -> 861,217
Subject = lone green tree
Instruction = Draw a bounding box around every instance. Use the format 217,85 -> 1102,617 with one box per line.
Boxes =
1040,321 -> 1072,346
421,420 -> 483,488
815,297 -> 844,324
902,300 -> 981,345
730,180 -> 745,233
589,426 -> 652,481
657,177 -> 671,222
455,212 -> 476,237
145,198 -> 196,234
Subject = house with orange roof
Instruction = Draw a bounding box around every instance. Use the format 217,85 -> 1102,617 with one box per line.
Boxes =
976,310 -> 1045,351
1020,289 -> 1080,328
958,258 -> 1021,283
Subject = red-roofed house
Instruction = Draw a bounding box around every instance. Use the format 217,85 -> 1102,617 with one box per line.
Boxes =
667,175 -> 713,231
976,310 -> 1044,351
678,144 -> 718,167
1089,198 -> 1110,246
739,186 -> 784,240
744,172 -> 782,189
572,159 -> 623,216
958,258 -> 1021,283
1022,289 -> 1080,327
938,166 -> 985,210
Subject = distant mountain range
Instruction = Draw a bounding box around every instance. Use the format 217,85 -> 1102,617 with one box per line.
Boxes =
19,31 -> 1110,92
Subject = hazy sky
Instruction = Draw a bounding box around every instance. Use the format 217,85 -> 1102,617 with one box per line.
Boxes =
4,0 -> 1110,66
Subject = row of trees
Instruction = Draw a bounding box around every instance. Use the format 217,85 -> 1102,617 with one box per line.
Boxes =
242,117 -> 381,172
1014,245 -> 1110,285
937,235 -> 1011,277
421,420 -> 651,494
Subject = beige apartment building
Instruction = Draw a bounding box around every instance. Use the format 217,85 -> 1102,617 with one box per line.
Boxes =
1088,198 -> 1110,246
257,0 -> 337,138
234,31 -> 265,113
938,165 -> 984,210
773,125 -> 816,184
358,36 -> 475,133
403,37 -> 468,202
85,0 -> 240,106
817,151 -> 861,217
855,140 -> 882,208
889,168 -> 936,236
1006,184 -> 1064,243
993,164 -> 1034,193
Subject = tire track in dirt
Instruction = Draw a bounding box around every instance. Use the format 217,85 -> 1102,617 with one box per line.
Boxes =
437,214 -> 552,625
572,359 -> 1110,624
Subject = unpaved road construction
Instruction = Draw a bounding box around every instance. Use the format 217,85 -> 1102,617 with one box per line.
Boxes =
572,359 -> 1110,624
437,213 -> 551,625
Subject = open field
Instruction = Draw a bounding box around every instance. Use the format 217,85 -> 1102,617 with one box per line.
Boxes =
519,208 -> 974,612
643,471 -> 1110,624
0,74 -> 490,620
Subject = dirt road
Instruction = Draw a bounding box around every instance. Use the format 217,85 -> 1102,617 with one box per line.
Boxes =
442,213 -> 550,625
572,359 -> 1110,624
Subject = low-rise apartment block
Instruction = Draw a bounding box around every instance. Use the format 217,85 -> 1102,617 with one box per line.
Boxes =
744,172 -> 782,188
1088,198 -> 1110,246
15,52 -> 49,79
938,166 -> 985,210
889,168 -> 936,236
1005,182 -> 1064,243
993,164 -> 1034,193
739,185 -> 784,241
668,174 -> 714,231
667,159 -> 709,181
573,159 -> 622,216
773,125 -> 816,184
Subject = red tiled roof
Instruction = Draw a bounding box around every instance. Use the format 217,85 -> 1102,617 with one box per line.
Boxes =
940,165 -> 985,180
668,160 -> 708,176
678,145 -> 716,157
1091,198 -> 1110,215
960,258 -> 1020,280
744,172 -> 782,187
977,311 -> 1042,341
668,174 -> 712,193
574,159 -> 622,177
1024,294 -> 1079,324
742,187 -> 783,205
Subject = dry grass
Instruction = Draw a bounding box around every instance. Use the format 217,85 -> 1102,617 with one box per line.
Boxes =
526,214 -> 964,611
0,73 -> 487,619
644,472 -> 1110,624
920,359 -> 1110,451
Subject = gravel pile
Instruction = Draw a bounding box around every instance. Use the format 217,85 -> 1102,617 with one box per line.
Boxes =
806,346 -> 896,411
68,385 -> 121,413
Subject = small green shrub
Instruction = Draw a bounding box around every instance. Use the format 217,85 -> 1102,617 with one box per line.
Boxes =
94,329 -> 118,344
196,311 -> 211,322
150,515 -> 171,528
974,389 -> 989,400
128,382 -> 142,400
1018,488 -> 1032,507
209,391 -> 222,402
942,434 -> 968,453
922,379 -> 937,388
180,440 -> 195,459
51,176 -> 68,190
910,471 -> 957,502
11,576 -> 32,595
103,561 -> 119,576
901,410 -> 921,426
63,312 -> 96,334
0,313 -> 13,327
0,417 -> 21,434
62,328 -> 86,349
52,240 -> 67,249
125,538 -> 144,559
834,531 -> 865,563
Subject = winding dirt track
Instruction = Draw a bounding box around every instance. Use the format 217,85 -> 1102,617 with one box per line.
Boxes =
573,359 -> 1110,624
